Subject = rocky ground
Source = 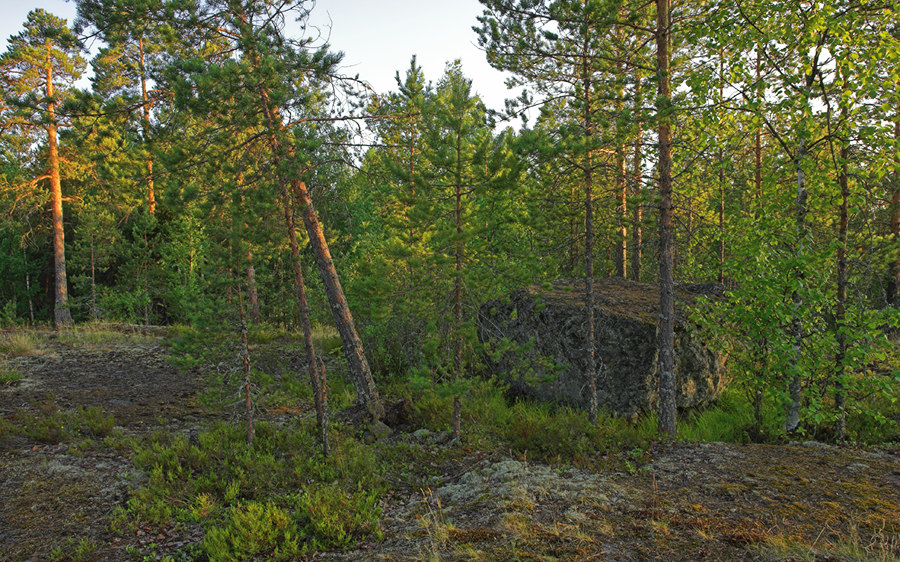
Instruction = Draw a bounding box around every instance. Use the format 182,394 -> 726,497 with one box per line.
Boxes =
1,330 -> 898,561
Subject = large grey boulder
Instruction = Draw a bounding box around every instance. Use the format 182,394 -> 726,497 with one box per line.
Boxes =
477,277 -> 727,418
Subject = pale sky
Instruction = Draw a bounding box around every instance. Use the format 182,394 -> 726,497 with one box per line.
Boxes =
0,0 -> 517,114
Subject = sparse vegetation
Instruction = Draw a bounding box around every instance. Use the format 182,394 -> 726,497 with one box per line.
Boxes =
0,332 -> 45,357
0,328 -> 897,561
7,400 -> 117,444
0,365 -> 24,385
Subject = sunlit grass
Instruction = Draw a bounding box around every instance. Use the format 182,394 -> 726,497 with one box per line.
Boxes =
0,331 -> 46,358
56,325 -> 160,347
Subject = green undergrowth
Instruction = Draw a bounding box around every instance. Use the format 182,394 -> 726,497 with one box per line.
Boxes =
398,375 -> 897,464
677,382 -> 900,445
110,326 -> 898,559
0,365 -> 24,385
394,377 -> 656,466
115,420 -> 383,560
2,397 -> 117,444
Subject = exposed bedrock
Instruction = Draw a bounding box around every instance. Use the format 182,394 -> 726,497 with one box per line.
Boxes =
477,277 -> 727,418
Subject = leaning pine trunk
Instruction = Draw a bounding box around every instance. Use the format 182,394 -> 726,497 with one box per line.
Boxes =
252,72 -> 382,419
280,184 -> 329,454
292,179 -> 382,419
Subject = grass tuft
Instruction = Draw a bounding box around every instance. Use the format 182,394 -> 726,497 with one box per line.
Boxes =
0,331 -> 45,358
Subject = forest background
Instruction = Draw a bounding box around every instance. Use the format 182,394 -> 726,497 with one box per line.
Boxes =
1,0 -> 899,443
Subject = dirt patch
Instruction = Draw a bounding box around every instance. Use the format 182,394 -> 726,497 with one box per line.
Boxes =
1,338 -> 205,428
0,334 -> 210,560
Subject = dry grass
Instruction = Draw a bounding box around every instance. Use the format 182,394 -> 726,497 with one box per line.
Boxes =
56,326 -> 159,348
0,332 -> 46,358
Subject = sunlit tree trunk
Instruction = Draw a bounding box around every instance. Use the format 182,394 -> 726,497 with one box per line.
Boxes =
46,56 -> 73,328
582,46 -> 599,425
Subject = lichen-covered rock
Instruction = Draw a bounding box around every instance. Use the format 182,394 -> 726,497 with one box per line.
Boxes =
477,277 -> 727,418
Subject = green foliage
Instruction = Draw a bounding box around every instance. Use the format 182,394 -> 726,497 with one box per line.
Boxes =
401,376 -> 653,464
1,363 -> 25,385
118,420 -> 384,555
202,501 -> 304,561
49,537 -> 99,562
295,486 -> 382,549
11,401 -> 116,444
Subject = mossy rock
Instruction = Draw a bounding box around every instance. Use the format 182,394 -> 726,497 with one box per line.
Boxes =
477,277 -> 727,417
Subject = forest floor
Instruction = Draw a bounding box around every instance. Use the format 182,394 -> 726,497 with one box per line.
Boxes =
0,329 -> 898,561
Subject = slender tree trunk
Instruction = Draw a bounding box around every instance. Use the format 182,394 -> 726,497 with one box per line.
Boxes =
317,357 -> 330,456
835,136 -> 849,441
631,72 -> 643,281
138,37 -> 156,215
656,0 -> 676,435
453,134 -> 464,439
90,234 -> 99,321
46,61 -> 72,328
238,289 -> 254,445
246,250 -> 261,325
23,248 -> 34,325
890,116 -> 900,306
785,44 -> 823,434
615,60 -> 627,278
754,50 -> 763,208
569,184 -> 578,274
280,185 -> 329,453
583,49 -> 598,425
718,53 -> 726,285
785,141 -> 808,434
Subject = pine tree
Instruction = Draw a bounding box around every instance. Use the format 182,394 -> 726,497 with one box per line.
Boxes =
163,0 -> 382,419
1,9 -> 86,327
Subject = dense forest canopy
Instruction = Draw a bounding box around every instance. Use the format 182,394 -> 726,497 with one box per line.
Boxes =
1,0 -> 898,438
